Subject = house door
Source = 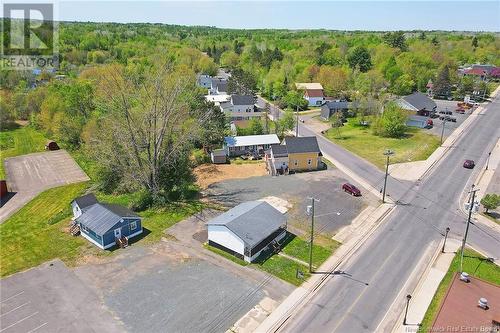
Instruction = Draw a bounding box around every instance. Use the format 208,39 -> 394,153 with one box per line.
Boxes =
114,228 -> 121,239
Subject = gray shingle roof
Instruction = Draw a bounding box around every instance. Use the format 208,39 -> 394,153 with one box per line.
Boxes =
271,144 -> 288,157
73,193 -> 98,210
206,201 -> 286,248
76,203 -> 138,236
402,92 -> 437,112
283,136 -> 321,154
231,95 -> 255,105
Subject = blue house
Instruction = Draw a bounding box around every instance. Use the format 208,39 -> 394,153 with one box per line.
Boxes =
71,194 -> 143,249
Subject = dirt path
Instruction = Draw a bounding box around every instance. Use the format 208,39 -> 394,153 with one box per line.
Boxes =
194,163 -> 267,189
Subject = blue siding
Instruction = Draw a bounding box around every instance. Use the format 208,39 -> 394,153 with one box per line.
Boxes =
101,218 -> 142,248
81,227 -> 104,247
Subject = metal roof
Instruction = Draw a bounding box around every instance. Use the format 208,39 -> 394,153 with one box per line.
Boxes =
76,203 -> 139,236
283,136 -> 321,154
73,193 -> 98,210
224,134 -> 280,148
402,92 -> 437,112
231,95 -> 255,105
271,144 -> 288,157
206,201 -> 286,248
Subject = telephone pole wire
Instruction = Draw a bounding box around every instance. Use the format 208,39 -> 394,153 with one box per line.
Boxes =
308,197 -> 320,273
460,184 -> 479,273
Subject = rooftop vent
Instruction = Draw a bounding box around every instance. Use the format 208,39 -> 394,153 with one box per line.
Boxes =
478,298 -> 489,310
460,272 -> 470,283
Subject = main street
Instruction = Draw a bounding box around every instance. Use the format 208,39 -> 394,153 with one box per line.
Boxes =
256,95 -> 500,332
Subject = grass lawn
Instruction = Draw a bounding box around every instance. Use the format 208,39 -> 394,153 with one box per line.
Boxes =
419,249 -> 500,331
255,253 -> 311,286
230,158 -> 265,165
0,125 -> 47,178
204,244 -> 249,266
324,117 -> 441,169
281,235 -> 340,268
0,182 -> 89,277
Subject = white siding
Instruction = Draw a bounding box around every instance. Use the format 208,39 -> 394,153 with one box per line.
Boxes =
305,96 -> 325,106
72,202 -> 82,219
207,225 -> 245,255
244,230 -> 287,263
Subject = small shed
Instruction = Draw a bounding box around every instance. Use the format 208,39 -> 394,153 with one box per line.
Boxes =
45,140 -> 60,151
211,149 -> 227,164
206,201 -> 287,262
71,194 -> 142,249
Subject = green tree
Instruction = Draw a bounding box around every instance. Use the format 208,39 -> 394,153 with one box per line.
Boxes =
383,31 -> 408,51
374,103 -> 408,138
283,91 -> 308,110
347,46 -> 372,73
249,117 -> 264,135
433,65 -> 452,97
471,36 -> 478,49
480,194 -> 500,213
227,68 -> 257,95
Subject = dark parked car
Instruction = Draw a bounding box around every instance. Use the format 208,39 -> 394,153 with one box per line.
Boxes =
430,113 -> 440,119
342,183 -> 361,196
463,160 -> 475,169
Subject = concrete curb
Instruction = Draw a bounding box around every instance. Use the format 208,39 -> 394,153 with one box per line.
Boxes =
256,203 -> 395,333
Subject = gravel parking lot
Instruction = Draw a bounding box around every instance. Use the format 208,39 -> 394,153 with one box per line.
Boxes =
0,260 -> 123,333
204,169 -> 378,235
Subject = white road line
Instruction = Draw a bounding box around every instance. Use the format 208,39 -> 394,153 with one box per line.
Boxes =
0,312 -> 39,332
0,302 -> 30,317
0,291 -> 24,304
27,322 -> 48,333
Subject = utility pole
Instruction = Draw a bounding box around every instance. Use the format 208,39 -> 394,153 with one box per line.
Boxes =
403,294 -> 412,325
440,114 -> 447,144
295,104 -> 299,137
460,185 -> 479,273
441,227 -> 450,253
486,151 -> 492,170
382,149 -> 395,203
307,197 -> 320,273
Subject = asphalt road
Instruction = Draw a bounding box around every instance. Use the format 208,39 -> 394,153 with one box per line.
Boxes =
263,94 -> 500,332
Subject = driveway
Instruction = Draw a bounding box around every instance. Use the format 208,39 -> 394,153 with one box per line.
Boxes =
0,150 -> 89,223
0,260 -> 124,333
204,170 -> 378,236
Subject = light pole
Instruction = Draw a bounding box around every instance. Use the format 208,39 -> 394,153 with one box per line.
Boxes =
403,294 -> 412,325
382,149 -> 395,203
486,151 -> 492,170
460,185 -> 479,273
295,104 -> 299,137
441,227 -> 450,253
307,197 -> 320,273
440,116 -> 447,144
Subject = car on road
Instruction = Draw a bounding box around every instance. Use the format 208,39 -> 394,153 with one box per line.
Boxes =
455,108 -> 465,114
430,113 -> 440,119
439,115 -> 456,122
439,110 -> 453,115
463,160 -> 475,169
342,183 -> 361,196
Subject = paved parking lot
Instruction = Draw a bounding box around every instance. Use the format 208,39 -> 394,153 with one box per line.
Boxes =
0,260 -> 123,333
204,169 -> 378,236
0,150 -> 89,223
427,99 -> 476,139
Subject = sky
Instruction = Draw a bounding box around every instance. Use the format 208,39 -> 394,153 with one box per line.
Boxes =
8,1 -> 500,31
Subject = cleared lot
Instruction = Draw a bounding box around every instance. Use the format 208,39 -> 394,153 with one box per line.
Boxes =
204,170 -> 377,236
0,260 -> 123,333
0,150 -> 89,223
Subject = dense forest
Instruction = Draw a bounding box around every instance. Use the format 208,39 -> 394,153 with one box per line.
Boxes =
1,21 -> 499,204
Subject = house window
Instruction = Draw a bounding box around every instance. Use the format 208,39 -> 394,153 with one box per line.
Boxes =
130,221 -> 137,231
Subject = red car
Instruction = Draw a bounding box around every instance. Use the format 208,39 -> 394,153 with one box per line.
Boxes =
342,183 -> 361,196
463,160 -> 475,169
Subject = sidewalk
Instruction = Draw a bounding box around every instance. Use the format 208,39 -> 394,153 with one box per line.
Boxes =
391,239 -> 461,333
254,203 -> 394,333
390,85 -> 500,181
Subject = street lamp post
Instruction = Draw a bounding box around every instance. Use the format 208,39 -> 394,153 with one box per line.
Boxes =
441,227 -> 450,253
440,115 -> 447,145
382,149 -> 395,203
403,294 -> 412,325
486,151 -> 492,170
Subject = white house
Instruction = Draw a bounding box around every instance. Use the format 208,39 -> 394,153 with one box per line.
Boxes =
209,78 -> 228,95
224,134 -> 280,157
268,144 -> 289,175
220,95 -> 260,121
205,94 -> 231,106
295,83 -> 325,106
71,193 -> 98,219
206,201 -> 287,262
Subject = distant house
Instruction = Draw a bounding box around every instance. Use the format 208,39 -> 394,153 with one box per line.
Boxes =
204,94 -> 231,106
282,136 -> 323,172
206,201 -> 287,262
426,79 -> 434,96
71,194 -> 142,249
209,78 -> 228,95
224,134 -> 280,157
220,95 -> 260,121
459,64 -> 499,81
320,100 -> 350,120
295,83 -> 325,106
267,136 -> 323,174
396,92 -> 437,116
197,74 -> 213,89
